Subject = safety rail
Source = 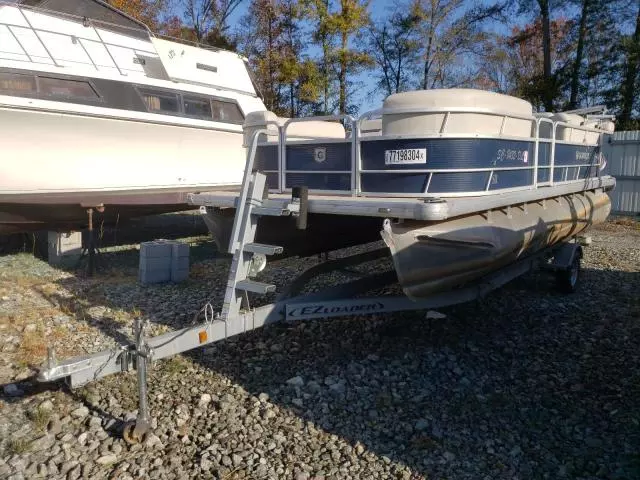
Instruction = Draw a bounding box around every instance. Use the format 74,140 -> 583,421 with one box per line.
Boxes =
0,1 -> 156,75
228,122 -> 282,254
0,1 -> 244,73
252,106 -> 610,198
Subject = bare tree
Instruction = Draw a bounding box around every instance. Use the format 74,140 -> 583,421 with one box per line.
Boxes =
366,8 -> 421,96
412,0 -> 508,90
184,0 -> 244,44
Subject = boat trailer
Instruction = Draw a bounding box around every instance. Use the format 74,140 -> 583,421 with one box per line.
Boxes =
36,131 -> 593,443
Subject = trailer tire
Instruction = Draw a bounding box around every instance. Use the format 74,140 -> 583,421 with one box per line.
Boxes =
555,255 -> 581,293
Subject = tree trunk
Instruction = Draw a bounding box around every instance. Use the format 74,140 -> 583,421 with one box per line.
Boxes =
290,83 -> 295,117
318,29 -> 330,115
569,0 -> 590,109
322,0 -> 330,114
422,24 -> 434,90
620,3 -> 640,126
267,15 -> 274,111
538,0 -> 553,111
339,30 -> 347,113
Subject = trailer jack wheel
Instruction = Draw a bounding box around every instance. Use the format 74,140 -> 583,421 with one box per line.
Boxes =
556,255 -> 581,293
123,420 -> 149,445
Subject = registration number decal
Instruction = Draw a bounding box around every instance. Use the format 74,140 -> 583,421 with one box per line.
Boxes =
384,148 -> 426,165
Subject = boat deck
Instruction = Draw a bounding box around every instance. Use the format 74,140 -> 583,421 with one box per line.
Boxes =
189,175 -> 616,221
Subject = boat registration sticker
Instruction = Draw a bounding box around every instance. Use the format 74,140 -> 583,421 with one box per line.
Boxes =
384,148 -> 427,165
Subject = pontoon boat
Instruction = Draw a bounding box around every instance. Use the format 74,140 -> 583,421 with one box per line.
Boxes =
196,88 -> 616,298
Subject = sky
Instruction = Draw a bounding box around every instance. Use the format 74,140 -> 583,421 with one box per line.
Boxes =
221,0 -> 525,113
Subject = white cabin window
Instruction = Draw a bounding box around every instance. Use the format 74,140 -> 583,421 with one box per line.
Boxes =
39,77 -> 98,99
212,99 -> 244,124
139,88 -> 179,114
0,72 -> 36,94
183,95 -> 212,119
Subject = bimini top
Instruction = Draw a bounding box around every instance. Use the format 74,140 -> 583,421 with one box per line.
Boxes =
245,88 -> 615,198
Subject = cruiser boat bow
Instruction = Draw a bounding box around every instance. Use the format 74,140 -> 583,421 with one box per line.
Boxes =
0,0 -> 266,234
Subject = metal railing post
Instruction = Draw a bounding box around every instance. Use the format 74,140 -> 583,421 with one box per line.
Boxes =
16,5 -> 60,67
75,37 -> 99,71
90,22 -> 126,76
6,25 -> 33,62
350,117 -> 358,196
550,122 -> 557,186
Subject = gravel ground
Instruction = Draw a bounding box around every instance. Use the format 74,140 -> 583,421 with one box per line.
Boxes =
0,217 -> 639,480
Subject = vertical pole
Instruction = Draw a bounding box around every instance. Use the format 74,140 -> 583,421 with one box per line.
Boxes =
350,118 -> 358,196
135,319 -> 150,431
87,208 -> 94,277
533,119 -> 540,189
550,122 -> 557,186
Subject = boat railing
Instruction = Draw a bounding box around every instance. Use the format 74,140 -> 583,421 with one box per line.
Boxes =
0,1 -> 158,76
253,106 -> 610,198
280,114 -> 357,194
0,2 -> 245,76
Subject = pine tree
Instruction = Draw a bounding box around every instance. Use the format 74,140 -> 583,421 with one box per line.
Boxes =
239,0 -> 287,113
307,0 -> 337,114
327,0 -> 372,113
619,1 -> 640,127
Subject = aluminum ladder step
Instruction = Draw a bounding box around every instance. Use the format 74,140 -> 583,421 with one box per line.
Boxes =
236,280 -> 276,294
253,206 -> 294,217
243,243 -> 283,255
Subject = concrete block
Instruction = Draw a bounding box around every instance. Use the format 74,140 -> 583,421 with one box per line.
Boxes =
171,242 -> 190,282
139,240 -> 190,285
139,267 -> 172,284
48,231 -> 82,267
140,241 -> 173,258
171,267 -> 190,283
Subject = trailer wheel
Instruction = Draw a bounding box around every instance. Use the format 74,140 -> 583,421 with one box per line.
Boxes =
555,255 -> 581,293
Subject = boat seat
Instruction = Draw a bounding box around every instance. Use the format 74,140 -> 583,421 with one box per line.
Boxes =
381,89 -> 534,138
360,118 -> 382,137
243,111 -> 346,146
536,112 -> 613,143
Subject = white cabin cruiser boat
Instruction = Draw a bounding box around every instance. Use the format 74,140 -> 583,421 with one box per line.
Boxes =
193,88 -> 616,298
0,0 -> 266,234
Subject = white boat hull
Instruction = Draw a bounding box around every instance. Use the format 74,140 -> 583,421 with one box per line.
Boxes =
0,104 -> 246,232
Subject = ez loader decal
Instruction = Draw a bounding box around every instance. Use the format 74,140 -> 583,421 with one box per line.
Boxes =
286,301 -> 385,320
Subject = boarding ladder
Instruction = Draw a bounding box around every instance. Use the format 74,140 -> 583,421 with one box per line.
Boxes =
218,128 -> 307,322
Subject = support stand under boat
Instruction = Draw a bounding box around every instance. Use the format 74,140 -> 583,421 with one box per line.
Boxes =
76,206 -> 104,276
